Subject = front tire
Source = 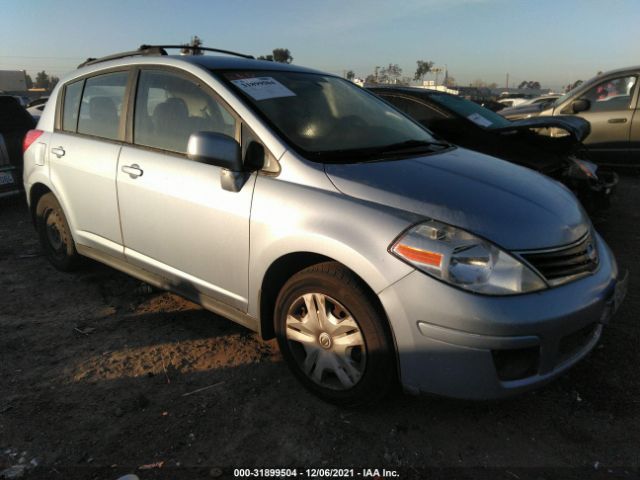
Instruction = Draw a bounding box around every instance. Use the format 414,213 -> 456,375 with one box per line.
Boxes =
274,262 -> 396,405
35,193 -> 80,271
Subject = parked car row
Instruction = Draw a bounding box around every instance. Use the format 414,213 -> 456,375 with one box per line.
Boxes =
499,66 -> 640,167
20,45 -> 627,405
498,94 -> 561,120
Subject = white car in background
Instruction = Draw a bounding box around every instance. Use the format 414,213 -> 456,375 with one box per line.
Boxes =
498,98 -> 526,108
26,96 -> 49,121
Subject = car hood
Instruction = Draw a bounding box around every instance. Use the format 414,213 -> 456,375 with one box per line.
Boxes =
324,147 -> 589,251
493,115 -> 590,143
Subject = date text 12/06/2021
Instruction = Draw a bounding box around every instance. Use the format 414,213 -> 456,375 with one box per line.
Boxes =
233,468 -> 400,478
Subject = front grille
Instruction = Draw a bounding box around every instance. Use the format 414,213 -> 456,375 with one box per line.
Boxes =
520,232 -> 598,285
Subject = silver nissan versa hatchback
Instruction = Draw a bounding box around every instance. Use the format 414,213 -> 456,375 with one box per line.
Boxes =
23,45 -> 627,405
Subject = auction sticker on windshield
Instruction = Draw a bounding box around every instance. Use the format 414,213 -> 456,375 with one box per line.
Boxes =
231,77 -> 296,101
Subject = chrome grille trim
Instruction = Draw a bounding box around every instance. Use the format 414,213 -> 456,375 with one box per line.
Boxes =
516,232 -> 599,286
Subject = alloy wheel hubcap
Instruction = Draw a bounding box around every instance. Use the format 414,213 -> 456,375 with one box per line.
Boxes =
285,293 -> 366,390
318,332 -> 332,349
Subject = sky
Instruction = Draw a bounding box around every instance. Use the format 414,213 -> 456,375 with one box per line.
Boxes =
1,0 -> 639,91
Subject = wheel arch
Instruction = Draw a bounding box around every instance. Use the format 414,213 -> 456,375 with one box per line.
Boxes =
258,252 -> 396,356
28,182 -> 53,224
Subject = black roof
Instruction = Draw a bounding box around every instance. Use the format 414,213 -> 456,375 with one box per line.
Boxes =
368,86 -> 451,98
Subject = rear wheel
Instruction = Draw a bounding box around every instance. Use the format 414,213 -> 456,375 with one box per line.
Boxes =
275,262 -> 396,405
35,193 -> 80,271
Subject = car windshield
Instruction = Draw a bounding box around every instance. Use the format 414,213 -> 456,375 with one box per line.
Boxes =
553,90 -> 576,108
552,78 -> 597,108
219,70 -> 443,162
427,92 -> 512,129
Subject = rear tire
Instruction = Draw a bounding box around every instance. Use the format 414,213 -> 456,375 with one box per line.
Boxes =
35,193 -> 80,271
274,262 -> 396,406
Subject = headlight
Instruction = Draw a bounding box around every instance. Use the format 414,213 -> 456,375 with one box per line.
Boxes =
570,158 -> 599,180
390,220 -> 547,295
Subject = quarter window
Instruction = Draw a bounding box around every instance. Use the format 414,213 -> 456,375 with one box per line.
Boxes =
580,75 -> 637,112
134,70 -> 236,154
62,80 -> 83,132
77,72 -> 128,140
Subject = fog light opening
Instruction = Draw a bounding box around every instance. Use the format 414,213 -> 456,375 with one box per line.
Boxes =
492,346 -> 540,381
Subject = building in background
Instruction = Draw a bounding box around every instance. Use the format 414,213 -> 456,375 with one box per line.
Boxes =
0,70 -> 27,93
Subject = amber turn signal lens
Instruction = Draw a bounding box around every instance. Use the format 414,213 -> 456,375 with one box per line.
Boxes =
394,244 -> 442,267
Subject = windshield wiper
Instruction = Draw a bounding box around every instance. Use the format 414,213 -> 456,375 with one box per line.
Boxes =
377,139 -> 450,153
317,139 -> 450,162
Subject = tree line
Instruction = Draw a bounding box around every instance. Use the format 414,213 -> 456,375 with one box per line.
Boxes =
24,71 -> 59,90
180,35 -> 293,64
357,61 -> 456,87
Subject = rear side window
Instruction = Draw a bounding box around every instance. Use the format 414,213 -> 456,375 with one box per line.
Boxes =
382,95 -> 444,127
77,71 -> 128,140
133,70 -> 236,154
62,80 -> 83,132
431,93 -> 512,128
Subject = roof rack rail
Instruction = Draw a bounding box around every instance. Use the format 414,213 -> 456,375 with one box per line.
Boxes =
141,45 -> 255,60
77,46 -> 167,68
77,44 -> 254,69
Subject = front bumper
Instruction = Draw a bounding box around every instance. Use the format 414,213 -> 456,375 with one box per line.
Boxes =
378,232 -> 625,399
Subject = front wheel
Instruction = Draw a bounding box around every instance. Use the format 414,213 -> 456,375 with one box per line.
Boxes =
274,262 -> 396,405
35,193 -> 80,271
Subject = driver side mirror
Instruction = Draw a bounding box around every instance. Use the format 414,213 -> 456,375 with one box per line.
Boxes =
187,131 -> 248,192
571,99 -> 590,114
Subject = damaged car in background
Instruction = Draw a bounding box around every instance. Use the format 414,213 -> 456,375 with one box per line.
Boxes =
370,87 -> 617,211
0,95 -> 36,198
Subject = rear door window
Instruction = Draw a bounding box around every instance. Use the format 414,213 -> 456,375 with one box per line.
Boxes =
77,71 -> 128,140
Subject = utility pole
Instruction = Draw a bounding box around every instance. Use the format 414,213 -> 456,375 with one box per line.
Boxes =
505,73 -> 509,90
433,67 -> 443,86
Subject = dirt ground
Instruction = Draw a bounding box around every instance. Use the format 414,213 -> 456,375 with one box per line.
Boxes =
0,176 -> 639,480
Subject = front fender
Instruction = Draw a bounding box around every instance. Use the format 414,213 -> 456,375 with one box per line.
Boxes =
247,173 -> 418,319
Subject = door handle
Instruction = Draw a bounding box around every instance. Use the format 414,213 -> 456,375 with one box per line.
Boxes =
121,164 -> 143,178
51,147 -> 65,158
608,118 -> 627,124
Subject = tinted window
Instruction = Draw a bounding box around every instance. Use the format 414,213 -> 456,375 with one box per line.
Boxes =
77,72 -> 128,140
62,80 -> 83,132
134,70 -> 236,154
429,93 -> 511,128
580,75 -> 637,112
381,95 -> 444,126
